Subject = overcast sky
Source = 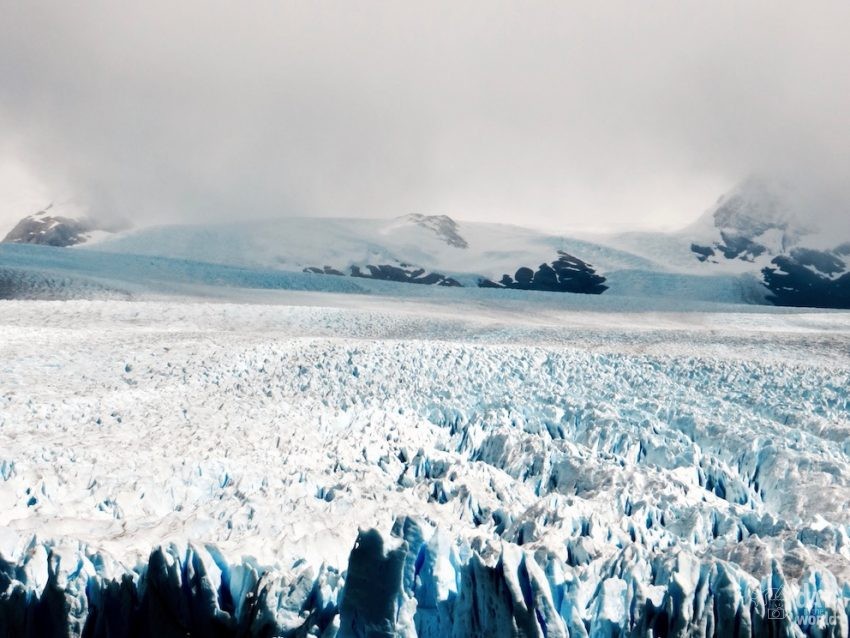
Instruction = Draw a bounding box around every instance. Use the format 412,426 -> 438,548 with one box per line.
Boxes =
1,1 -> 849,234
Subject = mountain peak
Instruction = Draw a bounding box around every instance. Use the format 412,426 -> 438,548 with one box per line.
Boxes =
2,205 -> 124,247
709,177 -> 814,243
685,178 -> 822,263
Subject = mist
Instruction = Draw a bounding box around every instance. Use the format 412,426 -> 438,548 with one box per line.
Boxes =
1,1 -> 849,234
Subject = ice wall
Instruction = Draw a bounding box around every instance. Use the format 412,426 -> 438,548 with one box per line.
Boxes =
2,519 -> 849,637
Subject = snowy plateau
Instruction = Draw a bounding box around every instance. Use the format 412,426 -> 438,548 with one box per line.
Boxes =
1,288 -> 850,637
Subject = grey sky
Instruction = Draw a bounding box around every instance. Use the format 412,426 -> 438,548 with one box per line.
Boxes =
1,1 -> 849,234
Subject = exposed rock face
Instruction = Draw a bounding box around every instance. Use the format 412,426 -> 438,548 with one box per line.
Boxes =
479,251 -> 608,294
1,204 -> 111,247
400,214 -> 468,249
303,265 -> 346,276
691,233 -> 769,263
308,252 -> 609,294
3,214 -> 93,247
305,263 -> 462,286
306,253 -> 612,293
762,249 -> 850,309
690,243 -> 715,262
350,264 -> 462,287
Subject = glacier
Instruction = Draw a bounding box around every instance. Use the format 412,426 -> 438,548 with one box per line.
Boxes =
1,296 -> 849,637
0,242 -> 775,310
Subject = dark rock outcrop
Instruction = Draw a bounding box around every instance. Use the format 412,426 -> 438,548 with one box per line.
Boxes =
2,206 -> 99,247
479,251 -> 607,294
762,250 -> 850,309
787,247 -> 845,276
3,216 -> 93,247
716,231 -> 767,261
690,243 -> 715,262
690,233 -> 767,263
303,266 -> 345,276
305,262 -> 462,287
350,264 -> 462,287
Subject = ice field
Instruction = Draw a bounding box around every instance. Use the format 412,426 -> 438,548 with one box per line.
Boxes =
1,292 -> 850,636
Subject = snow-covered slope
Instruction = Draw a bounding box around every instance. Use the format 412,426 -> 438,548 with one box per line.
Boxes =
1,298 -> 849,636
86,212 -> 772,304
92,214 -> 627,293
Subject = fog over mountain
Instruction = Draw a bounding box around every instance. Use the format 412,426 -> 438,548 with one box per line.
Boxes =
1,2 -> 850,234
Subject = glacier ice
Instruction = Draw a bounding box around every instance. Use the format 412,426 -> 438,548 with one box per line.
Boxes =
0,298 -> 849,636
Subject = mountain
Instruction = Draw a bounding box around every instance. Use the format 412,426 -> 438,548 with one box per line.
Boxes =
78,206 -> 776,304
683,178 -> 850,308
3,180 -> 848,307
1,203 -> 120,247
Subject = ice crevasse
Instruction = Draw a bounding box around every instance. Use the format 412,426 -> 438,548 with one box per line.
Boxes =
1,516 -> 848,637
1,301 -> 849,637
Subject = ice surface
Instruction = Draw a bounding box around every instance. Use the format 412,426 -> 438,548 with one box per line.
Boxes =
1,295 -> 849,636
0,242 -> 787,312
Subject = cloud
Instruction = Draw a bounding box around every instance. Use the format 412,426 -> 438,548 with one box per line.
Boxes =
1,1 -> 849,233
